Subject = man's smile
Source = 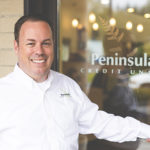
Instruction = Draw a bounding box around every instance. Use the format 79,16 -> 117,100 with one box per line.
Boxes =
31,59 -> 46,64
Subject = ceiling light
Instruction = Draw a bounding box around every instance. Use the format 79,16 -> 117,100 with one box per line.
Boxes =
92,23 -> 99,31
126,21 -> 133,30
109,18 -> 116,26
77,24 -> 83,29
101,0 -> 110,5
144,13 -> 150,19
137,24 -> 144,32
127,8 -> 135,13
89,13 -> 96,23
72,19 -> 79,28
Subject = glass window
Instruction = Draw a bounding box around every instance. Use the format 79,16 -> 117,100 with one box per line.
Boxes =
0,0 -> 23,77
59,0 -> 150,150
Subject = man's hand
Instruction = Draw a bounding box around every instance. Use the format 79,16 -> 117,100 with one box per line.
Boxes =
146,139 -> 150,142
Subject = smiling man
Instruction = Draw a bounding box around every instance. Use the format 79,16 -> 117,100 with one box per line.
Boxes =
14,17 -> 54,82
0,15 -> 150,150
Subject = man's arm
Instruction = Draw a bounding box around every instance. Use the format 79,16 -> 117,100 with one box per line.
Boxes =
72,82 -> 150,142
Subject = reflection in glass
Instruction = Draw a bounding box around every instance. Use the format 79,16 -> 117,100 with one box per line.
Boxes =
127,8 -> 135,13
101,0 -> 110,5
126,21 -> 133,30
92,22 -> 99,31
144,13 -> 150,19
109,17 -> 116,26
89,13 -> 96,23
59,0 -> 150,150
72,18 -> 79,28
137,24 -> 144,32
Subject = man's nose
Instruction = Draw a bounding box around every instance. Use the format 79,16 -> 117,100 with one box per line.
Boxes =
35,44 -> 44,54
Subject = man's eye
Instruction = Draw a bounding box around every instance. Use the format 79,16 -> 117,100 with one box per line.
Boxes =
43,42 -> 51,46
27,43 -> 34,45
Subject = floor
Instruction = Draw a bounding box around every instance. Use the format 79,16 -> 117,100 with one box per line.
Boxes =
137,140 -> 150,150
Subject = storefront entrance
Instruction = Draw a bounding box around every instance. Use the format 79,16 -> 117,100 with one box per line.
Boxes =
59,0 -> 150,150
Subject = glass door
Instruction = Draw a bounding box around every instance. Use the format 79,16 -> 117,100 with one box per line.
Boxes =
59,0 -> 150,149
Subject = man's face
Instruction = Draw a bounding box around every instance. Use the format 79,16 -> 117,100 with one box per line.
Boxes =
14,21 -> 54,82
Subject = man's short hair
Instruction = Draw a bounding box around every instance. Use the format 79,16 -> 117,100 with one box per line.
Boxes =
14,15 -> 54,43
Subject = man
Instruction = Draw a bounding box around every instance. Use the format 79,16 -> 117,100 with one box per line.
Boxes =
0,15 -> 150,150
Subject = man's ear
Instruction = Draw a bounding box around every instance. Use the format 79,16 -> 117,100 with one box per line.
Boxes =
14,40 -> 19,55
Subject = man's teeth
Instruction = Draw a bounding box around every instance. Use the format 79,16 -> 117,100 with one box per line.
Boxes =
32,60 -> 45,63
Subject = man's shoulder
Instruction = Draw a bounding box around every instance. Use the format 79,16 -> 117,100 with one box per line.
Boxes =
51,70 -> 75,81
51,70 -> 79,87
0,72 -> 15,86
0,73 -> 15,92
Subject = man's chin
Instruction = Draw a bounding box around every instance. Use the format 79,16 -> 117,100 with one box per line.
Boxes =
32,70 -> 49,81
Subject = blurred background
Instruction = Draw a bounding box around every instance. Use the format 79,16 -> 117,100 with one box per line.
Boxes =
59,1 -> 150,150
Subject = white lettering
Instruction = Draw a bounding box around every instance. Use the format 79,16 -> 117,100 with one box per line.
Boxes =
91,53 -> 99,65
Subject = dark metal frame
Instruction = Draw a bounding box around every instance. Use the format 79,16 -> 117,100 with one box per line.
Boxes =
24,0 -> 59,71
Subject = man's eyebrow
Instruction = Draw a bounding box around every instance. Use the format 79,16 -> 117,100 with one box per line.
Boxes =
26,39 -> 52,42
43,39 -> 52,42
26,39 -> 36,42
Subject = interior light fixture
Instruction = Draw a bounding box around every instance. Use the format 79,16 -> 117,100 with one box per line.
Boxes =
144,13 -> 150,19
127,8 -> 135,13
77,24 -> 83,29
101,0 -> 110,5
126,21 -> 133,30
89,13 -> 96,23
137,24 -> 144,32
92,23 -> 99,31
109,17 -> 116,26
72,19 -> 79,28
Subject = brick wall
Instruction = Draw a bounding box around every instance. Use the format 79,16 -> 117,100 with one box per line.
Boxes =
0,0 -> 23,77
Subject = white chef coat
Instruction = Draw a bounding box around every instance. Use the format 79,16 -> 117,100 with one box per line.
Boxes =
0,65 -> 150,150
